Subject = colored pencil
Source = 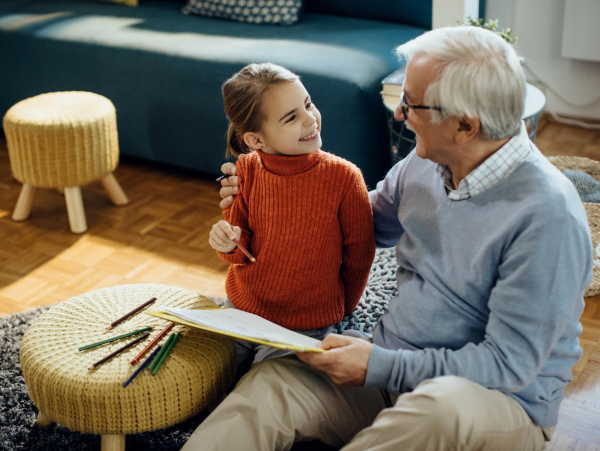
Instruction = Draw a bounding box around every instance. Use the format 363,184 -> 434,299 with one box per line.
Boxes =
233,239 -> 256,262
215,174 -> 232,182
148,333 -> 175,372
79,327 -> 152,351
130,322 -> 176,365
152,332 -> 181,376
89,332 -> 150,370
123,345 -> 162,388
107,297 -> 157,330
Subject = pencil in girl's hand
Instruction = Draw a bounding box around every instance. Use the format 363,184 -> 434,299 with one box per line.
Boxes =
233,239 -> 256,262
89,332 -> 150,370
152,332 -> 181,376
79,327 -> 152,351
148,333 -> 175,372
107,297 -> 157,330
215,174 -> 232,182
123,345 -> 162,388
130,322 -> 176,365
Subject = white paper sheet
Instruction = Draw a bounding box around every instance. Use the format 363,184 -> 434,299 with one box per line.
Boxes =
155,306 -> 322,349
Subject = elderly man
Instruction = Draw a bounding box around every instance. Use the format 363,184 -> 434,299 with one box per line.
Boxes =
183,26 -> 592,451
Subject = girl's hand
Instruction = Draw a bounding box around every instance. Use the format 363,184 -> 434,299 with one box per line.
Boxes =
209,220 -> 242,253
219,163 -> 239,210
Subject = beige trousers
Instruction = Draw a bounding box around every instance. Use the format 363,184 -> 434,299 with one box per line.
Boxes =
182,357 -> 554,451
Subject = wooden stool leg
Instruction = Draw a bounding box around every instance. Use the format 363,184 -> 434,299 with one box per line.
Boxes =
64,186 -> 87,234
101,173 -> 129,206
12,183 -> 36,221
101,434 -> 125,451
35,411 -> 54,427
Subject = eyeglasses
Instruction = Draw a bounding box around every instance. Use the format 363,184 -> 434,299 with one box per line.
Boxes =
399,92 -> 442,119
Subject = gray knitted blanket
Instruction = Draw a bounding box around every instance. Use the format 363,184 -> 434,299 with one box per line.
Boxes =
333,247 -> 397,334
564,170 -> 600,203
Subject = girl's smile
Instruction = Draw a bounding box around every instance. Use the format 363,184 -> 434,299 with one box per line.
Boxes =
300,128 -> 320,142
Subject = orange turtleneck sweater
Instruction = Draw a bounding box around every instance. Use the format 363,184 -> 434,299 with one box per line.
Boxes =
218,149 -> 375,330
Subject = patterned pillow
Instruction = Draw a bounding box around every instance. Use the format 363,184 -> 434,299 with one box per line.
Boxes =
182,0 -> 303,25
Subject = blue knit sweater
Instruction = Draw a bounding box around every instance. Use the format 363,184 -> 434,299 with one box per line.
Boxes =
365,146 -> 592,428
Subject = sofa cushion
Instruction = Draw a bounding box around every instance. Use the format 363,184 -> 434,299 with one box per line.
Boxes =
305,0 -> 432,29
182,0 -> 302,25
0,0 -> 427,186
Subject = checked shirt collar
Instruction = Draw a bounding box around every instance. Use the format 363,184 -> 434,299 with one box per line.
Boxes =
436,122 -> 531,201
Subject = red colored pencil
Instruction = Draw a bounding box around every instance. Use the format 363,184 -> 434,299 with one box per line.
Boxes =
130,322 -> 175,365
233,240 -> 256,262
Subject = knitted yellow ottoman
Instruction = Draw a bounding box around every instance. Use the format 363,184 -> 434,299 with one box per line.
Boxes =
3,91 -> 129,234
19,284 -> 236,451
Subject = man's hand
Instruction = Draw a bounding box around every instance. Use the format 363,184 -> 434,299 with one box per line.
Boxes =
220,163 -> 239,210
296,334 -> 372,386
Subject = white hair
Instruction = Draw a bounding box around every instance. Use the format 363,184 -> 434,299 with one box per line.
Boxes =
396,26 -> 526,141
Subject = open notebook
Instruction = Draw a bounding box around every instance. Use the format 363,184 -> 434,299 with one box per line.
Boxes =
146,307 -> 326,353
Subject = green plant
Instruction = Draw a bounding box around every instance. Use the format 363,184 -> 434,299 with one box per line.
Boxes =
457,17 -> 518,44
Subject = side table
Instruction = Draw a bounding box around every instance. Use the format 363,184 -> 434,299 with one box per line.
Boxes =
384,82 -> 547,163
522,83 -> 546,142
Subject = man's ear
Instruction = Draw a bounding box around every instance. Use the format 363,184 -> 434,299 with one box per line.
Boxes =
455,116 -> 480,144
243,132 -> 264,150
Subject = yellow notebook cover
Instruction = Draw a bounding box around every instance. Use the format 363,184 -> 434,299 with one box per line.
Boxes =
146,310 -> 326,353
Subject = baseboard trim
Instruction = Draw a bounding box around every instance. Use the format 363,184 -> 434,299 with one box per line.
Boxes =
542,112 -> 600,127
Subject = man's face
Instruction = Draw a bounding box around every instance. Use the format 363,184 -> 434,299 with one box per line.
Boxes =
394,55 -> 457,164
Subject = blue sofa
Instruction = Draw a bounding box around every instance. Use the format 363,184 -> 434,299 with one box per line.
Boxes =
0,0 -> 430,187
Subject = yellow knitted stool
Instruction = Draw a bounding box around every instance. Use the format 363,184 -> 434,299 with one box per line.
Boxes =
19,284 -> 236,451
3,91 -> 129,234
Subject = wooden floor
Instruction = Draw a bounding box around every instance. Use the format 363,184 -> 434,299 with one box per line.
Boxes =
1,119 -> 600,449
0,140 -> 231,314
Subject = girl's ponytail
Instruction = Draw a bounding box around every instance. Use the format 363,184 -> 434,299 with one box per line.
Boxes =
226,124 -> 248,158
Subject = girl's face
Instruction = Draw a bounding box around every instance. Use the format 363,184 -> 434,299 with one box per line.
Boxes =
244,80 -> 322,156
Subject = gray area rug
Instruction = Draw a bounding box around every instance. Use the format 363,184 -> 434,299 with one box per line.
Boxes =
0,248 -> 397,451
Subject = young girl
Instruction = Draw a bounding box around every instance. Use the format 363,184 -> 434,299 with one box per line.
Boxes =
209,63 -> 375,373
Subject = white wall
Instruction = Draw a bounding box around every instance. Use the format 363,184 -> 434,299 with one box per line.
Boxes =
486,0 -> 600,120
432,0 -> 479,29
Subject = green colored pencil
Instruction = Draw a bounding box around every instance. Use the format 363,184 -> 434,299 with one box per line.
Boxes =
148,333 -> 175,371
148,333 -> 175,372
88,333 -> 150,370
152,332 -> 181,375
78,327 -> 152,351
